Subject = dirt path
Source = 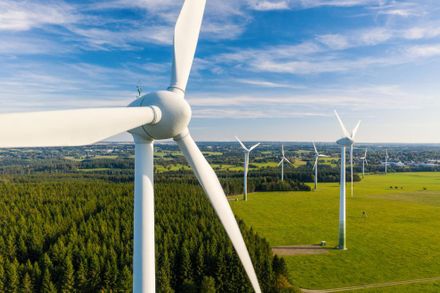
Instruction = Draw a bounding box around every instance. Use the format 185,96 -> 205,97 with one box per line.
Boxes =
272,245 -> 330,256
301,276 -> 440,292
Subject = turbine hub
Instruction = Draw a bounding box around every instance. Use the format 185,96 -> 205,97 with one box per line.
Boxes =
129,90 -> 191,140
336,137 -> 354,146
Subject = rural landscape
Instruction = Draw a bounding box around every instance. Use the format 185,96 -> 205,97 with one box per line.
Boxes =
1,142 -> 440,292
1,0 -> 440,292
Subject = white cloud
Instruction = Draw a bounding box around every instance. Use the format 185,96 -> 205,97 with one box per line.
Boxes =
316,34 -> 350,50
0,1 -> 78,31
236,79 -> 304,89
247,1 -> 290,11
406,44 -> 440,58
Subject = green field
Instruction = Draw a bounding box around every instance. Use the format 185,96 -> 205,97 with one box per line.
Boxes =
231,172 -> 440,292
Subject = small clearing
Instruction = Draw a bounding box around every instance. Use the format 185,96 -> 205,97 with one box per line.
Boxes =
272,245 -> 330,256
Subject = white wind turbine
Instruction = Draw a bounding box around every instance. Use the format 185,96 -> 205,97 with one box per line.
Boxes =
235,137 -> 260,201
384,149 -> 389,174
0,1 -> 262,292
312,142 -> 329,191
334,111 -> 361,250
360,148 -> 368,178
278,144 -> 292,181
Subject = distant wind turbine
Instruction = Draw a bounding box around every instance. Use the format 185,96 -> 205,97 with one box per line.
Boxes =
360,148 -> 368,178
278,145 -> 292,181
335,111 -> 361,250
312,142 -> 329,190
235,136 -> 260,201
385,149 -> 389,174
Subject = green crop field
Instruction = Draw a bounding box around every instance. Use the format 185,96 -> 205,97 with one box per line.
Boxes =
231,172 -> 440,292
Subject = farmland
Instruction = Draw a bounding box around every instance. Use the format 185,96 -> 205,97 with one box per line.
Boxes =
232,172 -> 440,291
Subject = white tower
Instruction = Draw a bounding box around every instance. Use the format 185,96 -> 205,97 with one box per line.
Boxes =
278,145 -> 292,181
335,111 -> 361,250
312,142 -> 329,190
235,137 -> 260,201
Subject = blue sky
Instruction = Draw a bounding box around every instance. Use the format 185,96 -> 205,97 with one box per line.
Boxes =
1,0 -> 440,143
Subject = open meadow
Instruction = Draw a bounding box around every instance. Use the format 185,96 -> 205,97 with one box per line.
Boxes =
231,172 -> 440,291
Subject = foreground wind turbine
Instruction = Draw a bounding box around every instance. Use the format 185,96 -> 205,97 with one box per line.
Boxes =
312,142 -> 329,190
278,145 -> 292,181
360,148 -> 368,178
0,1 -> 261,292
235,136 -> 260,201
384,149 -> 389,174
334,111 -> 361,250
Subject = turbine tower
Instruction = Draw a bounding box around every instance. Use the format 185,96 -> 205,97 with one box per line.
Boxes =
360,148 -> 368,178
235,136 -> 260,201
312,142 -> 329,190
334,111 -> 361,250
385,149 -> 389,174
0,1 -> 262,292
278,145 -> 292,181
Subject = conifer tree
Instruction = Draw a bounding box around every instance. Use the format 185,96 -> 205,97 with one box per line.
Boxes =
118,265 -> 132,292
200,276 -> 216,293
76,260 -> 87,291
41,269 -> 57,293
5,258 -> 19,293
61,255 -> 75,292
21,272 -> 33,293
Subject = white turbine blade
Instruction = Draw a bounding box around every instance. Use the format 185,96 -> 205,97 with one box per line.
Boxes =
169,0 -> 206,93
312,142 -> 318,154
0,107 -> 158,148
235,136 -> 248,151
249,143 -> 260,152
284,157 -> 292,164
334,110 -> 350,138
278,159 -> 284,166
365,159 -> 369,165
351,120 -> 361,140
281,144 -> 285,156
364,148 -> 368,158
320,154 -> 330,157
175,132 -> 262,293
313,157 -> 318,170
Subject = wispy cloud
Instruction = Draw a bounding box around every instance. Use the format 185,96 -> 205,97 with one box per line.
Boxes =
0,1 -> 78,31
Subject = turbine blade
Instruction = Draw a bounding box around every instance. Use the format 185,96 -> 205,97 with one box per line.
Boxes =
313,157 -> 318,170
284,157 -> 292,164
235,136 -> 248,151
334,110 -> 350,138
169,0 -> 206,93
365,159 -> 369,165
0,107 -> 158,148
281,144 -> 285,156
312,141 -> 318,154
249,143 -> 260,152
278,159 -> 284,166
175,132 -> 261,293
351,120 -> 361,140
364,148 -> 368,157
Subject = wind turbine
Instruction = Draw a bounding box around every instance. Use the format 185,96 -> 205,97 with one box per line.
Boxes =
235,136 -> 260,201
384,149 -> 389,174
312,142 -> 329,191
0,1 -> 262,292
334,111 -> 361,250
360,148 -> 368,178
278,144 -> 292,181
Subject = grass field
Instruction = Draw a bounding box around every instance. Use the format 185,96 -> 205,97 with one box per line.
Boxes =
231,172 -> 440,292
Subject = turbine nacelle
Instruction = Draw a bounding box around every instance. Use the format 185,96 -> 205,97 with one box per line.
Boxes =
336,137 -> 354,146
129,90 -> 191,140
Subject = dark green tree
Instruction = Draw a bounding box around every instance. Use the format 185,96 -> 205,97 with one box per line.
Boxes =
200,276 -> 216,293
